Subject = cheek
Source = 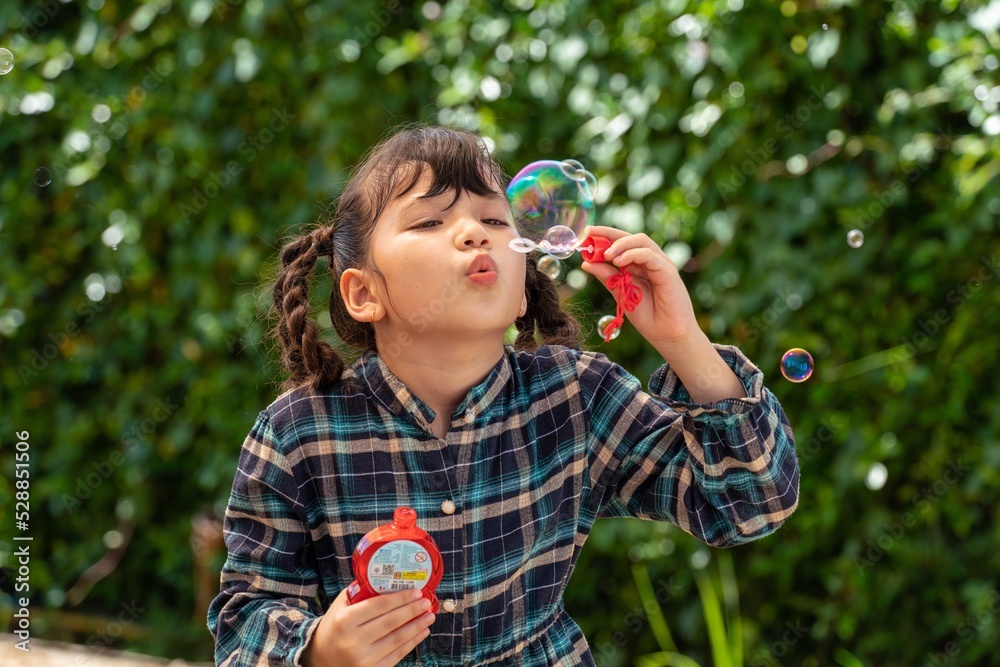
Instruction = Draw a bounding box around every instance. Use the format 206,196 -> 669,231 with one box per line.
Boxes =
376,243 -> 416,281
516,256 -> 527,287
507,264 -> 526,296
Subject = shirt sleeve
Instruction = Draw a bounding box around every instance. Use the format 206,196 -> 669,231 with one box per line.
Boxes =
578,343 -> 800,547
207,409 -> 324,666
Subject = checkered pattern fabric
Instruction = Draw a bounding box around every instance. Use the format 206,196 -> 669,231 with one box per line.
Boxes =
208,343 -> 799,666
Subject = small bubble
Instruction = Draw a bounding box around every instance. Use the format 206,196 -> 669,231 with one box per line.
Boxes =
597,315 -> 620,341
537,255 -> 562,280
34,167 -> 52,187
112,244 -> 118,250
0,48 -> 14,75
781,348 -> 814,382
847,229 -> 864,248
542,226 -> 577,260
822,23 -> 829,30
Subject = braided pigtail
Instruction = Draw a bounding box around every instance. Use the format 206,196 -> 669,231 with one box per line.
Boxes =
270,227 -> 346,393
514,255 -> 585,352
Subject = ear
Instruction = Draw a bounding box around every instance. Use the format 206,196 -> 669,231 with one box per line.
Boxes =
340,268 -> 382,322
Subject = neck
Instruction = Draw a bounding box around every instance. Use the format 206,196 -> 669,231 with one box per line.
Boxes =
376,334 -> 506,421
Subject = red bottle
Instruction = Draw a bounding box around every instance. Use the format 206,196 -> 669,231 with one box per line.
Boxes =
345,507 -> 444,614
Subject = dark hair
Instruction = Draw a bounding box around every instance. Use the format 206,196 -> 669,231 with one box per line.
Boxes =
265,123 -> 586,394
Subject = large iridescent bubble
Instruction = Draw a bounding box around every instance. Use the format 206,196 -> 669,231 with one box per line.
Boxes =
506,159 -> 598,245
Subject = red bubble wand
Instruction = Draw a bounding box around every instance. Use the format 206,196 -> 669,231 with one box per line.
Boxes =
579,234 -> 644,343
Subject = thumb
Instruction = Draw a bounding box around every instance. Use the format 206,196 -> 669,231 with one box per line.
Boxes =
581,260 -> 619,290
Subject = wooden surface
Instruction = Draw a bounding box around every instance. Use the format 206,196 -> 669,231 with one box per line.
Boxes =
0,634 -> 210,666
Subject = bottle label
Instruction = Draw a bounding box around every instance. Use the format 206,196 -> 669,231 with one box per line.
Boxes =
366,539 -> 433,593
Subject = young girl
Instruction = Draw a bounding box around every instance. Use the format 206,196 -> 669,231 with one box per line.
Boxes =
207,124 -> 800,667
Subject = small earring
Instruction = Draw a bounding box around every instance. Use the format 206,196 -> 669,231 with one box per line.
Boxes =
518,297 -> 527,317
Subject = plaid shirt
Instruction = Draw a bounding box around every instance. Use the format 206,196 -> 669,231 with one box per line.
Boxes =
208,343 -> 799,666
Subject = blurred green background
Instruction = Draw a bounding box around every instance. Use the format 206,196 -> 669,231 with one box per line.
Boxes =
2,0 -> 999,665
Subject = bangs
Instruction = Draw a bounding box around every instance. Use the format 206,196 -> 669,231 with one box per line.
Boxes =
365,126 -> 509,225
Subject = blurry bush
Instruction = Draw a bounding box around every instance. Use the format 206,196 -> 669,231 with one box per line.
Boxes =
1,0 -> 998,663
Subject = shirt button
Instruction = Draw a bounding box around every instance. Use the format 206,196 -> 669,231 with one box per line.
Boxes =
441,499 -> 456,515
462,408 -> 476,424
442,598 -> 457,612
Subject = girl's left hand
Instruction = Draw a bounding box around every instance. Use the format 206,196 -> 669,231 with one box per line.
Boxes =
579,226 -> 701,347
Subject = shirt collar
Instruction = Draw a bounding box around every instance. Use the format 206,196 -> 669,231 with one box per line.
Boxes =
352,345 -> 514,434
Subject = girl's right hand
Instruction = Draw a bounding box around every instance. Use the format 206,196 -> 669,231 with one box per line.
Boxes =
301,587 -> 436,667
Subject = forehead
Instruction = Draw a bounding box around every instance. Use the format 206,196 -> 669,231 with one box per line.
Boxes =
389,167 -> 509,216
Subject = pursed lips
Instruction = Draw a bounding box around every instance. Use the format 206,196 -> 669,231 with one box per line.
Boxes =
466,254 -> 498,275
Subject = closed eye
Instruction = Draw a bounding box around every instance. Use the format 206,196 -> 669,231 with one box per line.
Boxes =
412,218 -> 510,229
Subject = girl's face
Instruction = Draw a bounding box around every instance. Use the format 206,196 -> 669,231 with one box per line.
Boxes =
366,166 -> 527,341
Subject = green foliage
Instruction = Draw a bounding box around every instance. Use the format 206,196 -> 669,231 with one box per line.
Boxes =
2,0 -> 999,664
631,550 -> 742,667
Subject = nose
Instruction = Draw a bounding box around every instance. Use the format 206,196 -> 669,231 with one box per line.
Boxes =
456,217 -> 492,248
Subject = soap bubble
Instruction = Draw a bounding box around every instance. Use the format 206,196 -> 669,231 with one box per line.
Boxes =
537,255 -> 562,280
780,348 -> 814,382
0,49 -> 13,75
506,158 -> 597,244
34,167 -> 52,187
847,229 -> 864,248
542,225 -> 578,259
597,315 -> 621,341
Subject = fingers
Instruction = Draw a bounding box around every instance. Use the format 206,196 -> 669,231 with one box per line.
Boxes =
607,247 -> 662,269
372,602 -> 436,667
360,593 -> 434,640
349,589 -> 421,628
581,225 -> 630,242
583,246 -> 656,276
580,259 -> 618,287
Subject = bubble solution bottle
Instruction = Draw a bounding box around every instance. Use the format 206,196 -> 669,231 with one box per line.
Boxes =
345,507 -> 444,614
